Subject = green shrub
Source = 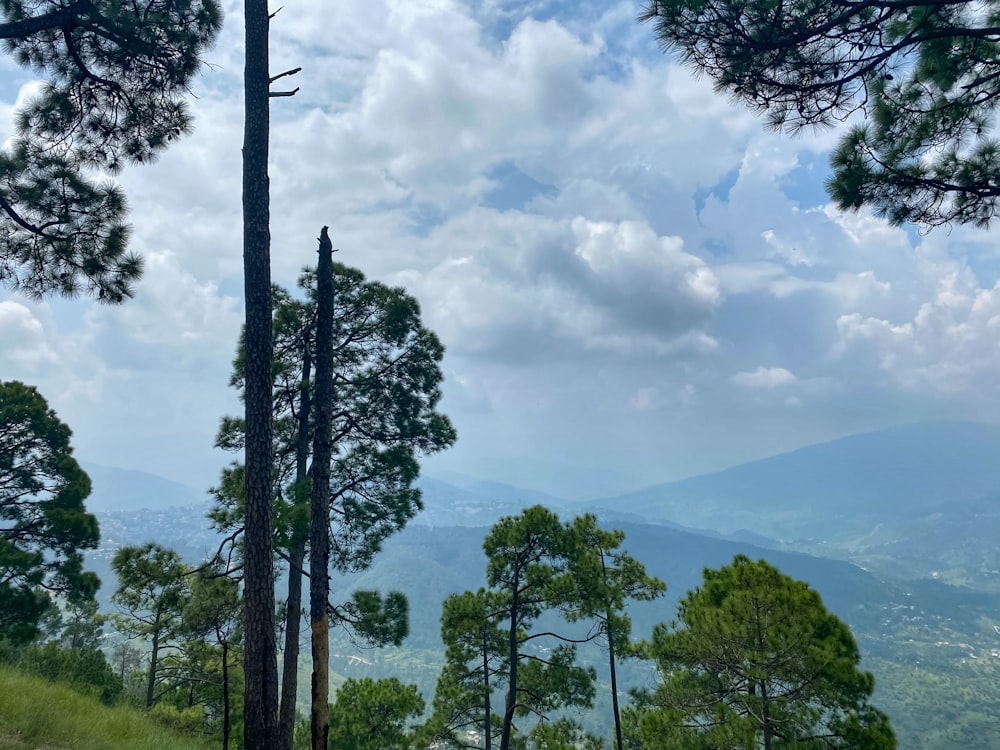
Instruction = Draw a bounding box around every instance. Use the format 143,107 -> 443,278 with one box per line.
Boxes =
19,642 -> 124,704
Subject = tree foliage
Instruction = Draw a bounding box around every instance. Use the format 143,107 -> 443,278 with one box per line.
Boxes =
425,507 -> 601,750
0,0 -> 222,300
0,380 -> 99,643
634,555 -> 895,750
213,261 -> 456,576
181,566 -> 242,750
562,515 -> 665,750
484,506 -> 597,750
213,259 -> 454,749
111,542 -> 189,708
641,0 -> 1000,227
18,641 -> 122,704
39,595 -> 107,650
328,677 -> 425,750
422,589 -> 507,750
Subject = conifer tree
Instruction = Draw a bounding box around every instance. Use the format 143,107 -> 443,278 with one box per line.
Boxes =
212,255 -> 455,750
182,567 -> 242,750
642,0 -> 1000,227
562,515 -> 665,750
0,380 -> 98,643
0,0 -> 221,299
635,555 -> 895,750
425,507 -> 600,750
111,542 -> 189,708
328,677 -> 425,750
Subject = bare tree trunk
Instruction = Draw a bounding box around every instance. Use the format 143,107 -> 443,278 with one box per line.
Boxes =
278,342 -> 312,750
600,547 -> 625,750
761,680 -> 772,750
482,629 -> 491,750
222,637 -> 231,750
309,227 -> 335,750
499,592 -> 518,750
607,611 -> 623,750
145,624 -> 160,708
241,0 -> 277,745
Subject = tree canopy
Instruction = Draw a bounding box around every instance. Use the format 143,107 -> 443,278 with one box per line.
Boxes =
424,507 -> 606,750
641,0 -> 1000,227
0,379 -> 98,643
328,677 -> 425,750
212,258 -> 455,750
213,261 -> 456,574
634,555 -> 895,750
111,542 -> 189,708
0,0 -> 222,300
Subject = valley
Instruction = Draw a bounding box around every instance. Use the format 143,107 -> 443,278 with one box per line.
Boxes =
81,421 -> 1000,750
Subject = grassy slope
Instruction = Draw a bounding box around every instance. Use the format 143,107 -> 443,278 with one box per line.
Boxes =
0,666 -> 213,750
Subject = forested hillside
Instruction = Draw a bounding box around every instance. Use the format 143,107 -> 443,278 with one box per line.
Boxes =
81,452 -> 1000,750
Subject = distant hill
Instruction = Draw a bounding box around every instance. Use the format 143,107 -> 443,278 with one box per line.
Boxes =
342,520 -> 907,652
87,488 -> 1000,750
81,462 -> 209,512
329,518 -> 1000,750
585,421 -> 1000,541
414,476 -> 569,526
427,471 -> 569,503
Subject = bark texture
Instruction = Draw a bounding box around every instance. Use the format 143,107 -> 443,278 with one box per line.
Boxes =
241,0 -> 277,746
309,227 -> 335,750
278,342 -> 311,750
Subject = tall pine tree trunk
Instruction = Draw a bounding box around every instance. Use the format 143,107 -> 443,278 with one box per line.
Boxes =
145,623 -> 160,708
222,637 -> 231,750
483,629 -> 491,750
600,547 -> 625,750
309,227 -> 335,750
278,342 -> 312,750
499,591 -> 519,750
607,611 -> 623,750
241,0 -> 277,745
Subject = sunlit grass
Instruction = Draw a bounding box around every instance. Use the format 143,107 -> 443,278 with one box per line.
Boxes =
0,664 -> 214,750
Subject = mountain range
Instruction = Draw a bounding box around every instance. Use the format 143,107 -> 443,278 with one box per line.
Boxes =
79,420 -> 1000,750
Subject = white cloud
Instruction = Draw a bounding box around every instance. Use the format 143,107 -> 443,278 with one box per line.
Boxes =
96,251 -> 242,352
732,366 -> 798,389
1,0 -> 998,491
0,301 -> 57,371
629,386 -> 659,411
405,211 -> 720,362
832,267 -> 1000,394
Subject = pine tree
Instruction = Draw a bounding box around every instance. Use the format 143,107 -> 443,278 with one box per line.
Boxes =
424,507 -> 599,750
0,380 -> 99,643
110,543 -> 189,708
641,0 -> 1000,227
328,677 -> 425,750
212,255 -> 455,750
635,555 -> 896,750
0,0 -> 221,299
562,515 -> 665,750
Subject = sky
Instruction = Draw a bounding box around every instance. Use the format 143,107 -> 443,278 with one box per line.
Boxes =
3,0 -> 1000,500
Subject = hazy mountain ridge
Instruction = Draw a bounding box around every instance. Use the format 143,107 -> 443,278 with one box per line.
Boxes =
574,421 -> 1000,588
80,433 -> 1000,750
586,422 -> 1000,534
81,421 -> 1000,592
81,461 -> 210,512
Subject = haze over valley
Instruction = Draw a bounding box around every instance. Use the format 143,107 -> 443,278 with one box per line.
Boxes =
81,420 -> 1000,750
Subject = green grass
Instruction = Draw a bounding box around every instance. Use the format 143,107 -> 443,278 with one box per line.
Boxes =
0,665 -> 214,750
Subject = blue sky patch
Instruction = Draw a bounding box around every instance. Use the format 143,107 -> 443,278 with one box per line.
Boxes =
483,160 -> 558,212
